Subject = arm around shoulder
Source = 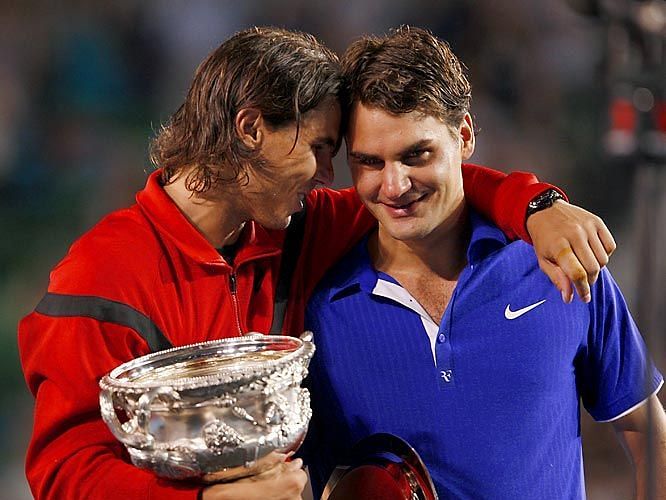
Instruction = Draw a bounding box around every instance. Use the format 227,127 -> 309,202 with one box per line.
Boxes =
461,163 -> 617,304
460,163 -> 563,241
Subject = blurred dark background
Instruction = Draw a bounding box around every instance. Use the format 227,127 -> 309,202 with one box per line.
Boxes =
1,1 -> 664,498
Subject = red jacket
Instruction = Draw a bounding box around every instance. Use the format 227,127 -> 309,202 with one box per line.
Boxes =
18,165 -> 560,499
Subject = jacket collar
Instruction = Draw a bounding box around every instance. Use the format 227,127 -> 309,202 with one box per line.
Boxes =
136,170 -> 283,267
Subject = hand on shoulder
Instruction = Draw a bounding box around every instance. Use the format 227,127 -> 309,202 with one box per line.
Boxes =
527,200 -> 616,303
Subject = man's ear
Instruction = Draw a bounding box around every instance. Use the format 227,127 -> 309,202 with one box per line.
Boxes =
235,108 -> 264,149
459,112 -> 475,160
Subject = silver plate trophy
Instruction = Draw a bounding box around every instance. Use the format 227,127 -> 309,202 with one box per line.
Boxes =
323,433 -> 438,500
99,332 -> 315,482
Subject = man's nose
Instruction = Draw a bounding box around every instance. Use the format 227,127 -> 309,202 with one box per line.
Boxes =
381,162 -> 411,199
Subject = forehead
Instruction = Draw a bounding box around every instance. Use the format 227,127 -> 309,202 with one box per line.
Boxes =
347,103 -> 449,152
298,97 -> 341,140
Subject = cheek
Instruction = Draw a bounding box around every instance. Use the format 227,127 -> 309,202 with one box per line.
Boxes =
430,159 -> 460,186
276,157 -> 315,189
352,169 -> 380,201
306,155 -> 318,178
293,152 -> 317,181
428,168 -> 464,207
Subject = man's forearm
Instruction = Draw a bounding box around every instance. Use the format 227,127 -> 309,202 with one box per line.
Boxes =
638,414 -> 666,500
614,395 -> 666,500
631,431 -> 665,500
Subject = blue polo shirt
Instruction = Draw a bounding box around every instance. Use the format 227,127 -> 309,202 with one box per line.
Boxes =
302,212 -> 663,499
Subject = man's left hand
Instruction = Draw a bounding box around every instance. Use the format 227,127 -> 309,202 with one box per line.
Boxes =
526,200 -> 616,304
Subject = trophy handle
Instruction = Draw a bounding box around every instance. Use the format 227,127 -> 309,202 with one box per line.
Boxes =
100,389 -> 152,449
299,331 -> 316,362
137,386 -> 181,436
100,386 -> 180,450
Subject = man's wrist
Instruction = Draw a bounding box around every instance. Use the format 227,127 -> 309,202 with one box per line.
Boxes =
526,189 -> 566,220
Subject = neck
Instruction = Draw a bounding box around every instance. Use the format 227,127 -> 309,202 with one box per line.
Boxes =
163,172 -> 246,248
371,201 -> 470,280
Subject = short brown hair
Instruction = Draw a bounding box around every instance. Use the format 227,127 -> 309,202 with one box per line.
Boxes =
341,26 -> 471,127
150,27 -> 340,193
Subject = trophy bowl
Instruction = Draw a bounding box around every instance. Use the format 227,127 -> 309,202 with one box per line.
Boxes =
99,332 -> 315,481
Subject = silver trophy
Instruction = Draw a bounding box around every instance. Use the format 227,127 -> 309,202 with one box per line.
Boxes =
99,332 -> 315,482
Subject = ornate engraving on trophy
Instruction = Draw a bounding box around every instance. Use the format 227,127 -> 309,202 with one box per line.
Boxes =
99,332 -> 315,481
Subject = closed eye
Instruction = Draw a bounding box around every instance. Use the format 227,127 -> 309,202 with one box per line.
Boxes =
312,140 -> 337,157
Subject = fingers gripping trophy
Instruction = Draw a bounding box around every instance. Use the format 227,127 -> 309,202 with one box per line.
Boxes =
99,332 -> 315,483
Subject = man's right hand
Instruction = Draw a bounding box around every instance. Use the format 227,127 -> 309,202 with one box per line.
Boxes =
202,456 -> 307,500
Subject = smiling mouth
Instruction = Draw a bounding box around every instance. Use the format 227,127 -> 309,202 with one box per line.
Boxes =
381,194 -> 427,215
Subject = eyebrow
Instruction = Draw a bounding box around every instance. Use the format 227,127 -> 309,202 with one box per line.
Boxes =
348,151 -> 380,163
400,139 -> 433,157
349,139 -> 434,162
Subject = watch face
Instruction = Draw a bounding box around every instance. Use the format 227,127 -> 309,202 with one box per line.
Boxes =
527,189 -> 562,215
322,433 -> 438,500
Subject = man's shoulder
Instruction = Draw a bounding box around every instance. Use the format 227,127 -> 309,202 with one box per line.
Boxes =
465,238 -> 566,316
71,205 -> 157,257
480,239 -> 629,319
48,205 -> 162,294
475,237 -> 541,277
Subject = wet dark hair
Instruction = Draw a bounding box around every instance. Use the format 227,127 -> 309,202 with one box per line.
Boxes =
150,27 -> 341,193
340,26 -> 471,127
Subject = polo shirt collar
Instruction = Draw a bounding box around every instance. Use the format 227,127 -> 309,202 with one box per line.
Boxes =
328,209 -> 509,301
466,210 -> 509,265
136,169 -> 282,266
327,236 -> 378,301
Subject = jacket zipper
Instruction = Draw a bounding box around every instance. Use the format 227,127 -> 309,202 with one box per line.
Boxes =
229,272 -> 243,336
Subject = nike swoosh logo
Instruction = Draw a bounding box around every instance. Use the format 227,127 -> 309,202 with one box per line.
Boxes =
504,299 -> 547,320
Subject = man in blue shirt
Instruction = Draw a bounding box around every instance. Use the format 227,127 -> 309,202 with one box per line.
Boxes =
303,27 -> 665,499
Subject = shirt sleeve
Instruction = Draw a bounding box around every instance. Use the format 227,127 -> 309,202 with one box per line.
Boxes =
18,311 -> 201,500
461,163 -> 568,243
576,269 -> 663,422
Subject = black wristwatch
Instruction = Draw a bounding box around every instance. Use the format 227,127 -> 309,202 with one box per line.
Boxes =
526,189 -> 565,218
